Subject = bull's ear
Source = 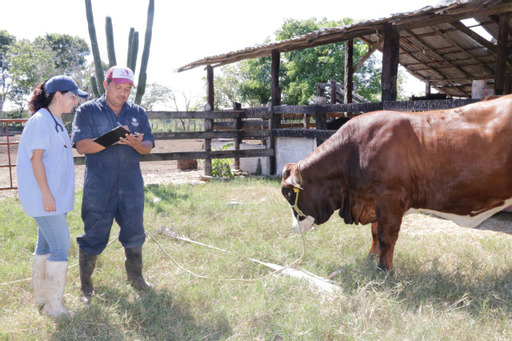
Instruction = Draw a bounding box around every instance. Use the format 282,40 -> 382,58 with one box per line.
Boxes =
282,168 -> 291,180
282,163 -> 294,179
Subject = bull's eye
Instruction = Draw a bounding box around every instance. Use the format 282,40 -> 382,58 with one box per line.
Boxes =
282,187 -> 294,201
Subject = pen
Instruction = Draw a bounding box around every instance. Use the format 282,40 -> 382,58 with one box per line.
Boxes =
117,121 -> 138,137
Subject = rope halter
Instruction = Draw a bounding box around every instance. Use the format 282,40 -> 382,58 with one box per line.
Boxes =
291,161 -> 308,219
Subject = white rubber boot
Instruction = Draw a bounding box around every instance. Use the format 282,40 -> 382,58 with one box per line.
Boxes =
33,254 -> 50,306
42,261 -> 69,318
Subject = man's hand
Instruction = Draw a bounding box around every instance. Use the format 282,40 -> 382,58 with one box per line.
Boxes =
118,133 -> 153,154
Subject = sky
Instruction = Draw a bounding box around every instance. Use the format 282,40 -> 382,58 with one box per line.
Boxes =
1,0 -> 444,108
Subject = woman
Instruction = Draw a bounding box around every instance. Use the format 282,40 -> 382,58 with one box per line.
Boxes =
16,76 -> 87,318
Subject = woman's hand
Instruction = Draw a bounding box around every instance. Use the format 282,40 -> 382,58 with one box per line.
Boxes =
42,191 -> 56,212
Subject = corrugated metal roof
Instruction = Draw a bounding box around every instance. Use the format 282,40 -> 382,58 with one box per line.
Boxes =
178,0 -> 512,98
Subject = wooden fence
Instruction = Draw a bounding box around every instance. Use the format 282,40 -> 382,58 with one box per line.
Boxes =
64,98 -> 478,176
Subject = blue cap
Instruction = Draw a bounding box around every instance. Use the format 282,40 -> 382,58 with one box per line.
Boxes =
44,76 -> 88,99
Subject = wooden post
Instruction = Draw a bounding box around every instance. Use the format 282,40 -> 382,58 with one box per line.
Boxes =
204,65 -> 214,176
495,12 -> 509,96
315,105 -> 327,147
381,24 -> 400,102
270,50 -> 281,175
344,39 -> 354,104
233,102 -> 242,170
207,65 -> 214,108
425,81 -> 431,97
330,80 -> 337,104
271,50 -> 281,106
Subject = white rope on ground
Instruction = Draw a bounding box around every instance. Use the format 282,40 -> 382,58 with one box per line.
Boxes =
149,227 -> 341,295
147,229 -> 306,282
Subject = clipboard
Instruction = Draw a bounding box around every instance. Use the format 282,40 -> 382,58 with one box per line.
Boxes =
93,125 -> 131,148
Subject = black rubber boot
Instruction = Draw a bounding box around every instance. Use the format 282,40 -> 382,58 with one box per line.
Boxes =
124,246 -> 151,291
79,248 -> 97,302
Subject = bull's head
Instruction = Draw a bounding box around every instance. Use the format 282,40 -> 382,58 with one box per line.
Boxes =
280,162 -> 315,234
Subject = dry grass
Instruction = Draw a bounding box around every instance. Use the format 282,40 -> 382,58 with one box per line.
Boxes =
2,177 -> 512,340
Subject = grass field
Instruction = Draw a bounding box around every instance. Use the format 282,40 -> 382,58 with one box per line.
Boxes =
2,177 -> 512,340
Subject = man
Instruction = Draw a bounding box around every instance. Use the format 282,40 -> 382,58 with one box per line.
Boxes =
71,66 -> 155,301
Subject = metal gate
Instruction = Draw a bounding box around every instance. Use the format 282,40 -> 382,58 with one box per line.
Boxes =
0,118 -> 26,191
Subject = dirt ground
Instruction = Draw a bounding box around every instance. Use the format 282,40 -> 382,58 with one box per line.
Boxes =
2,133 -> 512,235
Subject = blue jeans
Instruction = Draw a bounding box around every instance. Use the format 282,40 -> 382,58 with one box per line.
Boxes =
33,214 -> 71,261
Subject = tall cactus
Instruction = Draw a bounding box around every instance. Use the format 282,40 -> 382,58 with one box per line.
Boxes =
127,28 -> 134,68
85,0 -> 105,96
127,29 -> 139,73
84,0 -> 154,103
105,16 -> 116,67
135,0 -> 154,105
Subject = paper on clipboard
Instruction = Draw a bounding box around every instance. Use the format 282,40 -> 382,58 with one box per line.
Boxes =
93,125 -> 131,148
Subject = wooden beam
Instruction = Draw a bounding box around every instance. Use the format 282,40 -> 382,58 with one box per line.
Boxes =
344,39 -> 354,104
206,65 -> 214,109
495,12 -> 510,95
432,25 -> 494,75
232,102 -> 242,169
354,42 -> 378,72
330,80 -> 337,104
450,20 -> 497,54
271,50 -> 281,106
152,130 -> 270,140
270,49 -> 280,175
381,25 -> 399,102
204,94 -> 213,176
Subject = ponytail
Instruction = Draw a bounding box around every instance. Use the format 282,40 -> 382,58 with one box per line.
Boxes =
28,80 -> 56,115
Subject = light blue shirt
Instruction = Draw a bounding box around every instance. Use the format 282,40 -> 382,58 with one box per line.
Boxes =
16,108 -> 75,217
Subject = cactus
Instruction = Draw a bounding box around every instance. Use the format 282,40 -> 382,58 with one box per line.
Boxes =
105,16 -> 116,67
135,0 -> 154,105
85,0 -> 105,96
127,29 -> 139,73
84,0 -> 154,103
135,71 -> 147,105
90,76 -> 100,98
127,28 -> 134,67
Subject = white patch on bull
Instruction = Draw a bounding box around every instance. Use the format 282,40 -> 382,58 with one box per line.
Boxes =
406,197 -> 512,228
291,208 -> 315,233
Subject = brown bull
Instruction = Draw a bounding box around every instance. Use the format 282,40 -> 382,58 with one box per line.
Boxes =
281,95 -> 512,270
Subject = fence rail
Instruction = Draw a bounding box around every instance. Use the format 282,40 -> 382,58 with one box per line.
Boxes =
2,98 -> 480,190
0,119 -> 27,190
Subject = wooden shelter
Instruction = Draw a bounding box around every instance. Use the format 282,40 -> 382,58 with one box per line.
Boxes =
178,0 -> 512,104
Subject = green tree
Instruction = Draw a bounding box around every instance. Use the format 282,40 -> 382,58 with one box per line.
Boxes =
0,30 -> 15,117
35,33 -> 90,86
8,39 -> 56,112
215,18 -> 402,106
5,34 -> 91,113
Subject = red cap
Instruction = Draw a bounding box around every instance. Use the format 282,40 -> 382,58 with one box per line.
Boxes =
105,66 -> 135,87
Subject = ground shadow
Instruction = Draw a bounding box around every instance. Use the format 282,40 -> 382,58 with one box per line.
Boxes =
474,211 -> 512,234
330,251 -> 512,318
52,286 -> 232,340
144,183 -> 190,213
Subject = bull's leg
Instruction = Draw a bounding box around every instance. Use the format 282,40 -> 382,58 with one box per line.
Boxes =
377,222 -> 401,271
375,199 -> 404,271
369,221 -> 380,257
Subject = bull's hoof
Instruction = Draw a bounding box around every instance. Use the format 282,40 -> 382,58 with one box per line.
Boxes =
377,264 -> 393,272
368,250 -> 379,258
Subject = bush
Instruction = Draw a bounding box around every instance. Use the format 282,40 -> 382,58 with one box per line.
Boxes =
211,143 -> 233,177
